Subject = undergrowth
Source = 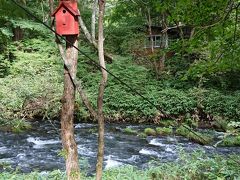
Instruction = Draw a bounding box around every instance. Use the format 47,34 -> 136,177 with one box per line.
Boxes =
0,38 -> 63,121
1,151 -> 239,180
0,38 -> 239,126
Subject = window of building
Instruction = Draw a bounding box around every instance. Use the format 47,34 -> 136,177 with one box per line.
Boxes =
144,34 -> 169,49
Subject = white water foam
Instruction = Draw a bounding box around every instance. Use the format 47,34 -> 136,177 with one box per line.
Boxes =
165,146 -> 175,153
167,137 -> 177,142
75,124 -> 96,129
77,145 -> 95,157
149,138 -> 165,147
105,134 -> 114,140
105,156 -> 123,169
0,146 -> 7,153
127,155 -> 139,162
16,153 -> 26,160
139,149 -> 161,157
27,137 -> 60,149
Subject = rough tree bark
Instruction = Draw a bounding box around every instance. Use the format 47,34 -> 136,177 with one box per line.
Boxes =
61,35 -> 81,180
49,2 -> 81,179
96,0 -> 108,179
56,38 -> 97,120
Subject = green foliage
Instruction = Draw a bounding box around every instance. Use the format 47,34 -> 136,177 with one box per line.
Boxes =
156,127 -> 173,135
176,125 -> 213,145
0,38 -> 63,121
58,149 -> 68,160
200,90 -> 240,120
1,44 -> 240,125
147,151 -> 240,180
1,151 -> 240,179
0,118 -> 31,133
123,127 -> 138,135
0,170 -> 66,180
220,135 -> 240,147
144,128 -> 156,136
158,119 -> 177,127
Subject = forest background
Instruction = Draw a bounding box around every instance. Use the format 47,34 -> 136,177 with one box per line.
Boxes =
0,0 -> 239,129
0,0 -> 240,178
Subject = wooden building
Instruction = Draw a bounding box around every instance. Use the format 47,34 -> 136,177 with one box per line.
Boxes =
144,25 -> 192,50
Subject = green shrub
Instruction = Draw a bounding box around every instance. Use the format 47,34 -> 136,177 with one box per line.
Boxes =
0,38 -> 63,121
123,127 -> 138,135
144,128 -> 156,136
0,118 -> 31,133
219,135 -> 240,147
1,151 -> 239,180
156,127 -> 173,135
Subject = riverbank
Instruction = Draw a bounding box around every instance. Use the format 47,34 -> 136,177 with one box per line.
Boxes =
1,152 -> 240,180
1,39 -> 239,129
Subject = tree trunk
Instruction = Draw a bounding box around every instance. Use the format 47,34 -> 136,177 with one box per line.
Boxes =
147,8 -> 154,53
91,0 -> 98,41
96,0 -> 107,180
56,38 -> 97,120
61,35 -> 80,180
13,26 -> 24,41
49,0 -> 54,28
158,13 -> 168,73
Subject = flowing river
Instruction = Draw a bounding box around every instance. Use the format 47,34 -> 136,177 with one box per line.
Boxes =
0,121 -> 239,173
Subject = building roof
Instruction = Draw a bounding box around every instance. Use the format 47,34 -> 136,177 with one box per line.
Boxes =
52,2 -> 80,17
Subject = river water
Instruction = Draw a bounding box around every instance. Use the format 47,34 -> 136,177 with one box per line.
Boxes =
0,121 -> 239,173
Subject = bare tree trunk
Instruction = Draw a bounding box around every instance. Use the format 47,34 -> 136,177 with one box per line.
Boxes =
91,0 -> 98,41
158,13 -> 168,73
49,0 -> 54,14
61,35 -> 81,180
13,26 -> 24,41
147,8 -> 154,53
96,0 -> 107,179
49,0 -> 54,28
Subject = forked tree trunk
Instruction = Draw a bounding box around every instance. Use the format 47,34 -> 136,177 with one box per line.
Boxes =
61,35 -> 81,180
96,0 -> 107,180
